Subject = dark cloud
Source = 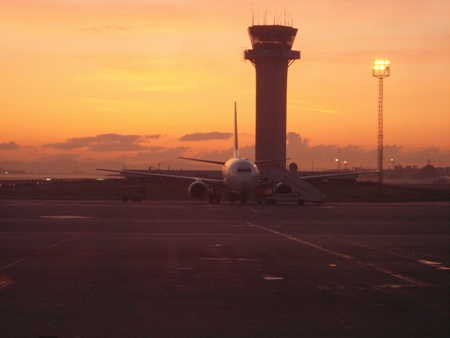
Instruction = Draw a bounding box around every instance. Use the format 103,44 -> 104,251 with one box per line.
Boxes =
285,133 -> 449,170
89,143 -> 147,152
286,132 -> 310,150
44,134 -> 161,152
179,132 -> 232,142
38,153 -> 82,162
384,146 -> 450,167
143,135 -> 161,140
286,133 -> 376,169
0,141 -> 20,151
116,146 -> 190,164
2,132 -> 447,173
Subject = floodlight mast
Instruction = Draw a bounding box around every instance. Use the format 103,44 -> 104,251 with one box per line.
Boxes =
372,60 -> 391,186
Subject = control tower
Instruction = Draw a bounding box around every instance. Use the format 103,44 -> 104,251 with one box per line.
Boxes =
244,25 -> 300,170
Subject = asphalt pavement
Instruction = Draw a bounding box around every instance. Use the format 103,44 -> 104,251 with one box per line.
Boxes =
0,200 -> 448,337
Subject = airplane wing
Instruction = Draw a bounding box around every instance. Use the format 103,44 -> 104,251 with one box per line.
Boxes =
178,157 -> 225,165
298,170 -> 378,180
254,158 -> 291,164
96,168 -> 227,187
256,169 -> 378,187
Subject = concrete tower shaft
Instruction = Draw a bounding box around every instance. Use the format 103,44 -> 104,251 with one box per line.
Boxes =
244,25 -> 300,170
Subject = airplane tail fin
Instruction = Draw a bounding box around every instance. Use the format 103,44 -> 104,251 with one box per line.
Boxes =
234,102 -> 239,158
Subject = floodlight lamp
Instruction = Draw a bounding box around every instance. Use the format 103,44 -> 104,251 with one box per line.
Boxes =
372,59 -> 391,78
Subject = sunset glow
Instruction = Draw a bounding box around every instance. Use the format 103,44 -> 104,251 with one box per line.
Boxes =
1,0 -> 449,173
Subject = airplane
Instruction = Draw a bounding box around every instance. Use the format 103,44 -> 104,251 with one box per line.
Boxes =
97,102 -> 377,205
98,103 -> 267,204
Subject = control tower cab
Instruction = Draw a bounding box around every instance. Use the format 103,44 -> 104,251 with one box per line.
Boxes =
244,25 -> 300,170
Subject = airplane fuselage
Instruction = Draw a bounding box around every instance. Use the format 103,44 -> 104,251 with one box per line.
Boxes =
222,157 -> 260,193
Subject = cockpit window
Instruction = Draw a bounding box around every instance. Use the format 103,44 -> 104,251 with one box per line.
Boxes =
237,168 -> 252,173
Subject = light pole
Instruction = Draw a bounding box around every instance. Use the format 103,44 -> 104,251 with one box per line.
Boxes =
372,59 -> 390,186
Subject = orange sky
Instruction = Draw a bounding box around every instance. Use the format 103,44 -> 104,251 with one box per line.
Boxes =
1,0 -> 449,171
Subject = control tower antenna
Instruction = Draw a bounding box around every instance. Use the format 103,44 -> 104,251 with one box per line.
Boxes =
244,21 -> 301,170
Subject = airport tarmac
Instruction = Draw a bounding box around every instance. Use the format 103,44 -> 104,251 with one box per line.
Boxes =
0,200 -> 448,337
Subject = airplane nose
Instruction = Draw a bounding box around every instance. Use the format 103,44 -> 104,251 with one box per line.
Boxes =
238,177 -> 252,191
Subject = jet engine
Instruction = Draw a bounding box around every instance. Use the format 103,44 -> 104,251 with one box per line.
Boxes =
188,181 -> 209,200
275,182 -> 293,194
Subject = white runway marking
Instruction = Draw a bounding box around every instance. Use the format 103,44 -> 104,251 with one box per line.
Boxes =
39,216 -> 92,219
0,276 -> 13,289
247,222 -> 432,287
262,275 -> 284,280
247,206 -> 260,213
200,258 -> 258,261
418,260 -> 450,270
1,234 -> 79,270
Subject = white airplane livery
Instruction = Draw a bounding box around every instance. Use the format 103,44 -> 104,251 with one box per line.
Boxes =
98,103 -> 267,204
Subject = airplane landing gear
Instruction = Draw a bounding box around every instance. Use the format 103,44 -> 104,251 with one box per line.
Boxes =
239,192 -> 249,205
209,193 -> 221,203
208,187 -> 221,203
227,192 -> 240,203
